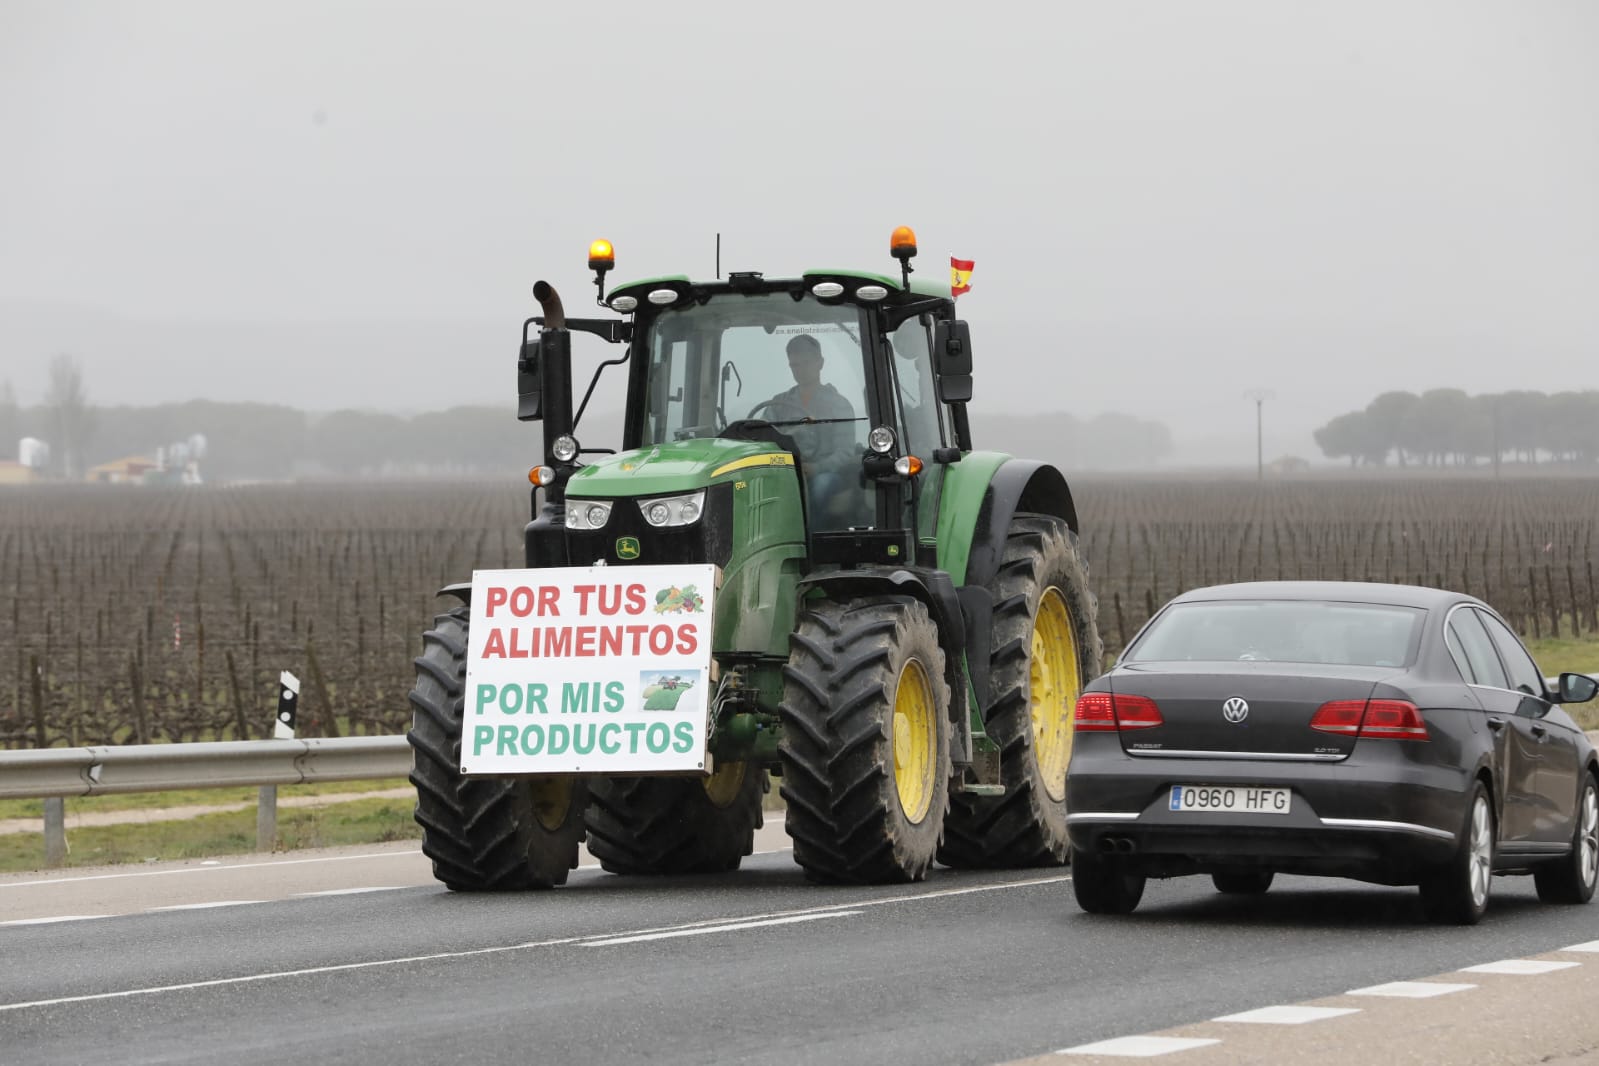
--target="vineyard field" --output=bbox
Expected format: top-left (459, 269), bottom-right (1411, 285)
top-left (2, 476), bottom-right (1596, 749)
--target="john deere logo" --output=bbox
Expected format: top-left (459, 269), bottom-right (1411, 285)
top-left (615, 537), bottom-right (640, 560)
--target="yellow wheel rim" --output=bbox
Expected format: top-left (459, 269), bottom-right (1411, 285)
top-left (529, 776), bottom-right (573, 832)
top-left (703, 760), bottom-right (747, 808)
top-left (1031, 587), bottom-right (1078, 803)
top-left (892, 657), bottom-right (938, 824)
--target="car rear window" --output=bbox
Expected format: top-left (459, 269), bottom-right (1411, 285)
top-left (1125, 600), bottom-right (1423, 667)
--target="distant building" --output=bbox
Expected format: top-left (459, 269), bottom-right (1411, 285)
top-left (0, 460), bottom-right (37, 486)
top-left (87, 455), bottom-right (159, 484)
top-left (1265, 455), bottom-right (1312, 477)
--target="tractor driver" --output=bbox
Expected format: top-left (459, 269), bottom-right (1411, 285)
top-left (762, 333), bottom-right (859, 517)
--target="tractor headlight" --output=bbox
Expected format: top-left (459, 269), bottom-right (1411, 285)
top-left (868, 425), bottom-right (896, 454)
top-left (552, 435), bottom-right (580, 462)
top-left (566, 500), bottom-right (614, 530)
top-left (638, 490), bottom-right (706, 529)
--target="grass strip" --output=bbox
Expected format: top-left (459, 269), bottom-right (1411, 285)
top-left (0, 796), bottom-right (421, 875)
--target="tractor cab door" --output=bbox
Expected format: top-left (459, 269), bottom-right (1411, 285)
top-left (884, 315), bottom-right (950, 560)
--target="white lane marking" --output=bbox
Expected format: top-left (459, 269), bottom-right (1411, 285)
top-left (0, 915), bottom-right (113, 927)
top-left (583, 911), bottom-right (858, 947)
top-left (150, 901), bottom-right (264, 911)
top-left (1461, 959), bottom-right (1580, 975)
top-left (1561, 940), bottom-right (1599, 953)
top-left (1213, 1005), bottom-right (1360, 1024)
top-left (1346, 980), bottom-right (1475, 998)
top-left (294, 887), bottom-right (408, 897)
top-left (1059, 1035), bottom-right (1220, 1057)
top-left (0, 848), bottom-right (425, 889)
top-left (0, 932), bottom-right (589, 1013)
top-left (0, 871), bottom-right (1066, 1012)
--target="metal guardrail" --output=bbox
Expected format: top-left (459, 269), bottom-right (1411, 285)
top-left (0, 736), bottom-right (413, 867)
top-left (0, 736), bottom-right (413, 800)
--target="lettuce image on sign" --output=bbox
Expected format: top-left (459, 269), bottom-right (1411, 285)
top-left (462, 564), bottom-right (718, 775)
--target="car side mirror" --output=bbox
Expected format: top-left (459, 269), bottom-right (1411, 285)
top-left (517, 339), bottom-right (543, 421)
top-left (932, 320), bottom-right (973, 404)
top-left (1558, 672), bottom-right (1599, 704)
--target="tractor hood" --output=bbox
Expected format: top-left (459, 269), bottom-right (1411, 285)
top-left (565, 438), bottom-right (790, 498)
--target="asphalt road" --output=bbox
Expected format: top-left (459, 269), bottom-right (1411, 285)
top-left (4, 828), bottom-right (1599, 1066)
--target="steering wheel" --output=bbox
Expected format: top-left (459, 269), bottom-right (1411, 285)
top-left (746, 397), bottom-right (807, 422)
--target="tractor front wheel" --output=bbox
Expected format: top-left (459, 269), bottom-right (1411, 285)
top-left (779, 598), bottom-right (951, 883)
top-left (407, 605), bottom-right (587, 890)
top-left (585, 761), bottom-right (768, 875)
top-left (940, 514), bottom-right (1103, 868)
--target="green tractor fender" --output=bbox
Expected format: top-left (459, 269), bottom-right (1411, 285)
top-left (935, 455), bottom-right (1081, 722)
top-left (794, 567), bottom-right (975, 765)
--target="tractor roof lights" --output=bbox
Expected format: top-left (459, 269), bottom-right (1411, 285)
top-left (811, 281), bottom-right (845, 298)
top-left (647, 288), bottom-right (679, 306)
top-left (855, 285), bottom-right (888, 302)
top-left (890, 226), bottom-right (918, 260)
top-left (610, 295), bottom-right (638, 313)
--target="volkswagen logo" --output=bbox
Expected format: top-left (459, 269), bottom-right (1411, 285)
top-left (1222, 697), bottom-right (1250, 723)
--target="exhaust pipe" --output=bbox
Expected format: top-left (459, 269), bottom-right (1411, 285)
top-left (533, 280), bottom-right (566, 330)
top-left (1099, 836), bottom-right (1137, 854)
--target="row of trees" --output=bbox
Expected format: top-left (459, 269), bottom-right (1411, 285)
top-left (1313, 389), bottom-right (1599, 467)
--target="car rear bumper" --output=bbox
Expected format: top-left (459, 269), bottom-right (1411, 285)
top-left (1065, 749), bottom-right (1468, 883)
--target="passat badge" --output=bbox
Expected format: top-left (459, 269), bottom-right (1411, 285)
top-left (615, 537), bottom-right (640, 560)
top-left (1222, 696), bottom-right (1250, 723)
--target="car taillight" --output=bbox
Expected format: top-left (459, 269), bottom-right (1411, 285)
top-left (1309, 700), bottom-right (1365, 736)
top-left (1360, 699), bottom-right (1429, 740)
top-left (1074, 692), bottom-right (1164, 732)
top-left (1311, 698), bottom-right (1428, 741)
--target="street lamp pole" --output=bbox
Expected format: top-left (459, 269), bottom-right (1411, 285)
top-left (1244, 390), bottom-right (1274, 481)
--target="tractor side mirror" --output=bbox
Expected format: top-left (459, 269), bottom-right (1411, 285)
top-left (517, 339), bottom-right (543, 421)
top-left (933, 320), bottom-right (973, 404)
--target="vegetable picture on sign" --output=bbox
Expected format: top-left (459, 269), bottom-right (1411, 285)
top-left (654, 584), bottom-right (704, 613)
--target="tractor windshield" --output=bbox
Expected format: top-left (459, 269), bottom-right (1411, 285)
top-left (643, 293), bottom-right (873, 527)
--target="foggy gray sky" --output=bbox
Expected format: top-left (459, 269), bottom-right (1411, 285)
top-left (3, 1), bottom-right (1596, 466)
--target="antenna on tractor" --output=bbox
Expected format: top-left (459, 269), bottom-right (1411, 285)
top-left (890, 226), bottom-right (918, 289)
top-left (716, 233), bottom-right (721, 280)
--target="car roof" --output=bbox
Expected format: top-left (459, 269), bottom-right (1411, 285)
top-left (1169, 581), bottom-right (1471, 610)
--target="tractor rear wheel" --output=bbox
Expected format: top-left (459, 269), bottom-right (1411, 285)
top-left (584, 761), bottom-right (768, 875)
top-left (940, 514), bottom-right (1103, 868)
top-left (779, 597), bottom-right (951, 883)
top-left (407, 605), bottom-right (587, 890)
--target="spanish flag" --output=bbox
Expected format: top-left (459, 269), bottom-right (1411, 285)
top-left (950, 256), bottom-right (974, 297)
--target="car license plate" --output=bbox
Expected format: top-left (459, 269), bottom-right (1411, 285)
top-left (1169, 785), bottom-right (1291, 815)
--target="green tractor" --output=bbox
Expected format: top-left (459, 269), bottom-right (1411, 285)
top-left (407, 227), bottom-right (1103, 888)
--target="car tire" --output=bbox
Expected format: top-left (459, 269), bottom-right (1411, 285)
top-left (1211, 870), bottom-right (1274, 895)
top-left (1534, 773), bottom-right (1599, 905)
top-left (1070, 846), bottom-right (1145, 915)
top-left (1419, 781), bottom-right (1494, 925)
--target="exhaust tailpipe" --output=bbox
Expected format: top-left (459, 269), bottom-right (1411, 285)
top-left (533, 280), bottom-right (566, 330)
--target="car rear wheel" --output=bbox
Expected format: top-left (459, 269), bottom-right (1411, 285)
top-left (1211, 870), bottom-right (1274, 895)
top-left (1070, 846), bottom-right (1145, 915)
top-left (1534, 773), bottom-right (1599, 905)
top-left (1419, 782), bottom-right (1494, 925)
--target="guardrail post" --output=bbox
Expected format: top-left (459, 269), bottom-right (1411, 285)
top-left (257, 785), bottom-right (278, 852)
top-left (43, 797), bottom-right (66, 866)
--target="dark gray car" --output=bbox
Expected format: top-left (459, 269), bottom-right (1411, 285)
top-left (1065, 581), bottom-right (1599, 924)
